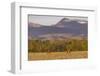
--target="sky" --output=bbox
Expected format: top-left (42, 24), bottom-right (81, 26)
top-left (28, 15), bottom-right (88, 25)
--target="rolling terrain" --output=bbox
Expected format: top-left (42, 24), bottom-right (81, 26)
top-left (28, 18), bottom-right (88, 40)
top-left (28, 17), bottom-right (88, 60)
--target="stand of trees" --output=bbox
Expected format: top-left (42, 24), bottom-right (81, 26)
top-left (28, 39), bottom-right (88, 53)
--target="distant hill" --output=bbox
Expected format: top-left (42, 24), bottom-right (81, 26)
top-left (28, 18), bottom-right (88, 40)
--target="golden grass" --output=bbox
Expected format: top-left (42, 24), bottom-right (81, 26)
top-left (28, 51), bottom-right (88, 61)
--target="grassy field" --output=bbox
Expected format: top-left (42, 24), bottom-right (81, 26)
top-left (28, 51), bottom-right (88, 61)
top-left (28, 39), bottom-right (88, 60)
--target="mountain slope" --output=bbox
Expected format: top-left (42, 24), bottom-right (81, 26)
top-left (28, 18), bottom-right (88, 40)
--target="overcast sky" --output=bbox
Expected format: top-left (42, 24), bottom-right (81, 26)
top-left (28, 15), bottom-right (88, 25)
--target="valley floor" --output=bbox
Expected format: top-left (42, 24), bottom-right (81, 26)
top-left (28, 51), bottom-right (88, 61)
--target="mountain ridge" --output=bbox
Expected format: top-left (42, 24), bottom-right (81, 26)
top-left (28, 18), bottom-right (88, 40)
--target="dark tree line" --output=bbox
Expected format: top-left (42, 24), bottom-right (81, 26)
top-left (28, 39), bottom-right (88, 53)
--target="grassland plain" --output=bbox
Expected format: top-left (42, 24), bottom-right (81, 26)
top-left (28, 51), bottom-right (88, 60)
top-left (28, 39), bottom-right (88, 60)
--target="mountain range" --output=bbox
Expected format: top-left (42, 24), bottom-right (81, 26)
top-left (28, 18), bottom-right (88, 40)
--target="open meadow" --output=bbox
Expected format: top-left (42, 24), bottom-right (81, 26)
top-left (28, 51), bottom-right (88, 60)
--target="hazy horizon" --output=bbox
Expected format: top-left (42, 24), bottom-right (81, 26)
top-left (28, 15), bottom-right (88, 26)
